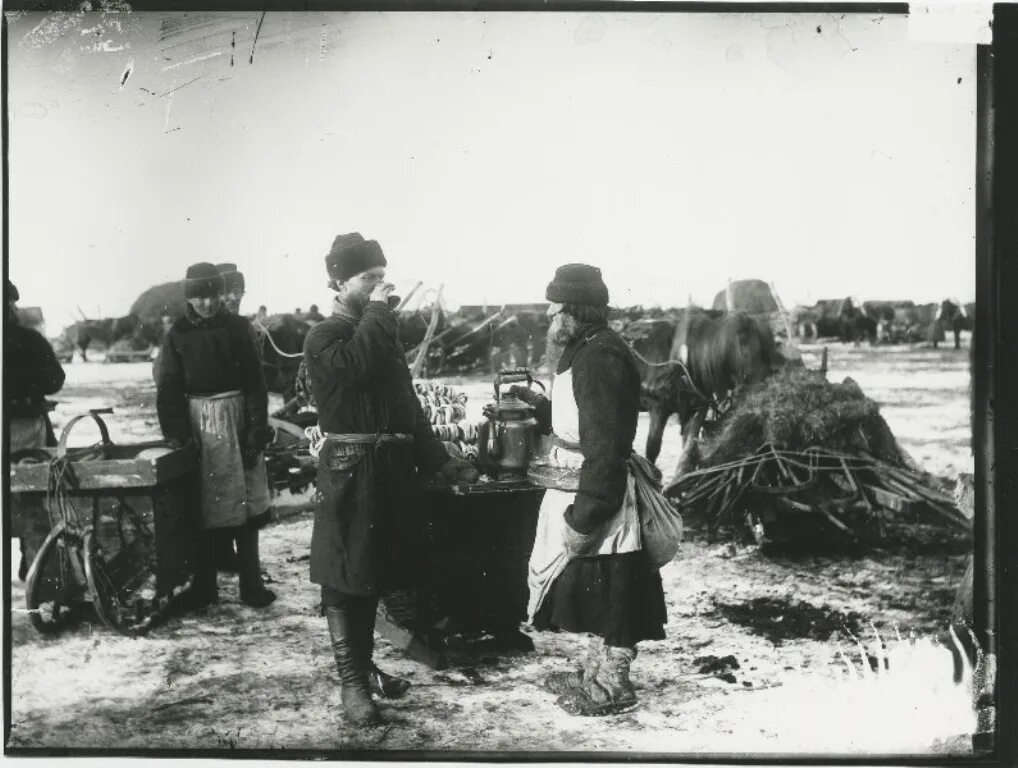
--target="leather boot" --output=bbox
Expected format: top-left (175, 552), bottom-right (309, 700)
top-left (544, 635), bottom-right (602, 694)
top-left (356, 598), bottom-right (411, 699)
top-left (325, 606), bottom-right (382, 726)
top-left (236, 525), bottom-right (276, 608)
top-left (557, 645), bottom-right (638, 716)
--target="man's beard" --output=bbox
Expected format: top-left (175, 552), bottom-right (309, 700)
top-left (543, 315), bottom-right (578, 369)
top-left (548, 316), bottom-right (578, 347)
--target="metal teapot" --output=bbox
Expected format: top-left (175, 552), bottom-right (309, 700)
top-left (476, 368), bottom-right (545, 475)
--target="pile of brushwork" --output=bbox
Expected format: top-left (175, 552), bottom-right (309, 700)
top-left (662, 367), bottom-right (970, 545)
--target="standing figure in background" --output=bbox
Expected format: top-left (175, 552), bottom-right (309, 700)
top-left (6, 280), bottom-right (64, 451)
top-left (218, 262), bottom-right (247, 318)
top-left (518, 264), bottom-right (667, 717)
top-left (303, 232), bottom-right (477, 726)
top-left (214, 262), bottom-right (272, 572)
top-left (305, 304), bottom-right (326, 323)
top-left (156, 262), bottom-right (276, 609)
top-left (6, 280), bottom-right (66, 580)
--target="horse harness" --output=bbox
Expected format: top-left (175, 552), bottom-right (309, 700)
top-left (253, 319), bottom-right (305, 375)
top-left (624, 339), bottom-right (720, 416)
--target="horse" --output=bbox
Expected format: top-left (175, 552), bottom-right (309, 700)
top-left (254, 313), bottom-right (311, 401)
top-left (627, 308), bottom-right (780, 469)
top-left (934, 298), bottom-right (968, 350)
top-left (834, 298), bottom-right (878, 346)
top-left (62, 314), bottom-right (149, 361)
top-left (862, 301), bottom-right (898, 344)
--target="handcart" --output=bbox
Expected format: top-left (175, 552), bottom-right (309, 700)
top-left (10, 410), bottom-right (199, 636)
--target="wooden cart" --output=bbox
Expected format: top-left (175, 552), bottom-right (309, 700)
top-left (10, 411), bottom-right (199, 636)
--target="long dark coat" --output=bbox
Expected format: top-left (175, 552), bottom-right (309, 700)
top-left (303, 300), bottom-right (449, 595)
top-left (532, 323), bottom-right (667, 647)
top-left (6, 322), bottom-right (66, 418)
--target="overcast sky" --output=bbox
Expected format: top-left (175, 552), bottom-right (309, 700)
top-left (6, 10), bottom-right (976, 331)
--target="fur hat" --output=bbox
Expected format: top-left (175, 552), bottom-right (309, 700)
top-left (325, 233), bottom-right (387, 282)
top-left (7, 280), bottom-right (19, 302)
top-left (183, 262), bottom-right (225, 299)
top-left (546, 263), bottom-right (609, 307)
top-left (216, 262), bottom-right (245, 293)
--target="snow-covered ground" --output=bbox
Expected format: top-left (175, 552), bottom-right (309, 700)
top-left (8, 339), bottom-right (976, 755)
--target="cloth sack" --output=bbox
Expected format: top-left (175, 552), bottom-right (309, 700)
top-left (628, 452), bottom-right (684, 568)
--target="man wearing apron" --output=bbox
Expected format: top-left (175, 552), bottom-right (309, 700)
top-left (213, 262), bottom-right (270, 573)
top-left (519, 264), bottom-right (667, 717)
top-left (304, 233), bottom-right (478, 727)
top-left (156, 262), bottom-right (276, 609)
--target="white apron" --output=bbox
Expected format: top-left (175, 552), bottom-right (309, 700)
top-left (187, 391), bottom-right (271, 530)
top-left (526, 368), bottom-right (640, 621)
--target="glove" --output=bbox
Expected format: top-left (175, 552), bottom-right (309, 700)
top-left (241, 424), bottom-right (272, 470)
top-left (507, 385), bottom-right (544, 406)
top-left (165, 436), bottom-right (191, 450)
top-left (439, 456), bottom-right (479, 485)
top-left (562, 506), bottom-right (598, 558)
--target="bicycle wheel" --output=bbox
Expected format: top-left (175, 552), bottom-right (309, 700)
top-left (84, 499), bottom-right (158, 637)
top-left (24, 523), bottom-right (88, 635)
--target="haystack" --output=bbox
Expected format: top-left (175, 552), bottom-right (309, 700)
top-left (664, 367), bottom-right (969, 544)
top-left (711, 279), bottom-right (779, 314)
top-left (130, 281), bottom-right (186, 325)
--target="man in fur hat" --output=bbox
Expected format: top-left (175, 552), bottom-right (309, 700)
top-left (303, 233), bottom-right (478, 726)
top-left (216, 262), bottom-right (247, 317)
top-left (515, 264), bottom-right (667, 716)
top-left (214, 262), bottom-right (269, 572)
top-left (157, 263), bottom-right (276, 609)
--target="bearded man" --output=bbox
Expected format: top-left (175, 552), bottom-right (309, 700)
top-left (516, 264), bottom-right (667, 716)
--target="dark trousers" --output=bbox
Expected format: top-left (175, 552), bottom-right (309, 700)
top-left (194, 520), bottom-right (263, 594)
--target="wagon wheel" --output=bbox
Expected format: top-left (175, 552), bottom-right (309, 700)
top-left (84, 499), bottom-right (158, 637)
top-left (24, 523), bottom-right (88, 634)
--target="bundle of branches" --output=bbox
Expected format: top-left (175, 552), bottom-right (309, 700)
top-left (664, 368), bottom-right (970, 544)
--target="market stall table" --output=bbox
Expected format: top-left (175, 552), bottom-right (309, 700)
top-left (376, 476), bottom-right (545, 669)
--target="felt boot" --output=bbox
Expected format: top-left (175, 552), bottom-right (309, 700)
top-left (544, 635), bottom-right (602, 695)
top-left (557, 645), bottom-right (638, 716)
top-left (326, 606), bottom-right (382, 726)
